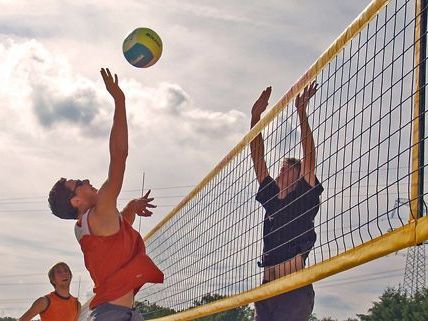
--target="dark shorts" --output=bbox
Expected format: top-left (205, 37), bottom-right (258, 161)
top-left (255, 284), bottom-right (314, 321)
top-left (89, 303), bottom-right (144, 321)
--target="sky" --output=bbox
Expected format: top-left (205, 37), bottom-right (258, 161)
top-left (0, 0), bottom-right (421, 320)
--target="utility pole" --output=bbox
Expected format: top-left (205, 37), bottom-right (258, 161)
top-left (78, 275), bottom-right (81, 299)
top-left (139, 172), bottom-right (145, 234)
top-left (403, 244), bottom-right (426, 296)
top-left (393, 198), bottom-right (427, 296)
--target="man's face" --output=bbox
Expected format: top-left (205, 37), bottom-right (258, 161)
top-left (65, 179), bottom-right (98, 206)
top-left (278, 160), bottom-right (300, 187)
top-left (52, 264), bottom-right (72, 288)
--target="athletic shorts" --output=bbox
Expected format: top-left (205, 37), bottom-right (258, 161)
top-left (89, 303), bottom-right (144, 321)
top-left (254, 283), bottom-right (314, 321)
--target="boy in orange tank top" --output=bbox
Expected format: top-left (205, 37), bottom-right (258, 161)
top-left (19, 262), bottom-right (80, 321)
top-left (48, 68), bottom-right (164, 321)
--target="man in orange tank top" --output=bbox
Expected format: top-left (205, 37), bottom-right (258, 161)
top-left (47, 68), bottom-right (164, 321)
top-left (19, 262), bottom-right (80, 321)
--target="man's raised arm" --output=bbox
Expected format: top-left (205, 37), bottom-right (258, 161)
top-left (94, 68), bottom-right (128, 223)
top-left (296, 81), bottom-right (318, 187)
top-left (250, 87), bottom-right (271, 184)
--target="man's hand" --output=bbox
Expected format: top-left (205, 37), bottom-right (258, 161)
top-left (252, 86), bottom-right (272, 120)
top-left (295, 81), bottom-right (317, 113)
top-left (131, 190), bottom-right (157, 217)
top-left (101, 67), bottom-right (125, 102)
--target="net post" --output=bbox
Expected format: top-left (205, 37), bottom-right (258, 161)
top-left (410, 0), bottom-right (427, 221)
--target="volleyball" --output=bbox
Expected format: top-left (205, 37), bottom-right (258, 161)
top-left (122, 28), bottom-right (163, 68)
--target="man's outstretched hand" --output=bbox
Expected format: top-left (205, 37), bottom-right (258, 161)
top-left (252, 86), bottom-right (272, 120)
top-left (132, 190), bottom-right (157, 217)
top-left (295, 81), bottom-right (318, 113)
top-left (101, 67), bottom-right (125, 102)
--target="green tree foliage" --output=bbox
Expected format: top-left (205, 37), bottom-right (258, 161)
top-left (358, 287), bottom-right (428, 321)
top-left (134, 300), bottom-right (176, 320)
top-left (135, 287), bottom-right (428, 321)
top-left (193, 293), bottom-right (254, 321)
top-left (135, 293), bottom-right (253, 321)
top-left (0, 318), bottom-right (17, 321)
top-left (310, 315), bottom-right (339, 321)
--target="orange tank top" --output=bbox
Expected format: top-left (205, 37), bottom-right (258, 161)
top-left (40, 292), bottom-right (79, 321)
top-left (75, 212), bottom-right (164, 309)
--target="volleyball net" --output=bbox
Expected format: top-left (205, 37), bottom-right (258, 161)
top-left (138, 0), bottom-right (428, 319)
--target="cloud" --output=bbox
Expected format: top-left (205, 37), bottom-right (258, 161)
top-left (0, 38), bottom-right (247, 143)
top-left (32, 85), bottom-right (99, 127)
top-left (158, 83), bottom-right (191, 114)
top-left (0, 37), bottom-right (249, 200)
top-left (317, 293), bottom-right (354, 311)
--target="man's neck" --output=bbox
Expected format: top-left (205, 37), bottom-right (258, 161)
top-left (77, 206), bottom-right (93, 220)
top-left (277, 181), bottom-right (297, 199)
top-left (54, 287), bottom-right (71, 299)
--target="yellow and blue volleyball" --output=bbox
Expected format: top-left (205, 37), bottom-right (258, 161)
top-left (123, 28), bottom-right (163, 68)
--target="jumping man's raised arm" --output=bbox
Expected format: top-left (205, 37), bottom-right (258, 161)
top-left (250, 86), bottom-right (271, 184)
top-left (295, 81), bottom-right (318, 187)
top-left (92, 68), bottom-right (128, 231)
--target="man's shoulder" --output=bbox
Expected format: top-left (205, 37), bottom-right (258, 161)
top-left (35, 295), bottom-right (50, 313)
top-left (70, 295), bottom-right (79, 302)
top-left (88, 207), bottom-right (122, 236)
top-left (296, 176), bottom-right (324, 197)
top-left (258, 175), bottom-right (277, 192)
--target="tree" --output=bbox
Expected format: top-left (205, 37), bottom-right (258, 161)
top-left (357, 287), bottom-right (428, 321)
top-left (310, 313), bottom-right (355, 321)
top-left (193, 293), bottom-right (253, 321)
top-left (134, 300), bottom-right (176, 320)
top-left (0, 318), bottom-right (17, 321)
top-left (136, 293), bottom-right (253, 321)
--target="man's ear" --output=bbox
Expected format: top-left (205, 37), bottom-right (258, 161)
top-left (70, 197), bottom-right (80, 208)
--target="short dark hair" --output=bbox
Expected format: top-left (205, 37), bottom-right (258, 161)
top-left (285, 157), bottom-right (301, 173)
top-left (48, 262), bottom-right (72, 287)
top-left (48, 178), bottom-right (78, 220)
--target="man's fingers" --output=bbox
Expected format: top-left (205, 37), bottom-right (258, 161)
top-left (135, 197), bottom-right (154, 204)
top-left (100, 68), bottom-right (108, 82)
top-left (106, 68), bottom-right (112, 79)
top-left (310, 81), bottom-right (318, 93)
top-left (146, 204), bottom-right (157, 208)
top-left (143, 190), bottom-right (151, 198)
top-left (138, 209), bottom-right (153, 216)
top-left (115, 74), bottom-right (118, 85)
top-left (258, 86), bottom-right (271, 101)
top-left (262, 86), bottom-right (272, 99)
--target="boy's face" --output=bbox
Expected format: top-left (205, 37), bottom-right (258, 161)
top-left (278, 160), bottom-right (300, 187)
top-left (52, 264), bottom-right (72, 288)
top-left (65, 179), bottom-right (98, 207)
